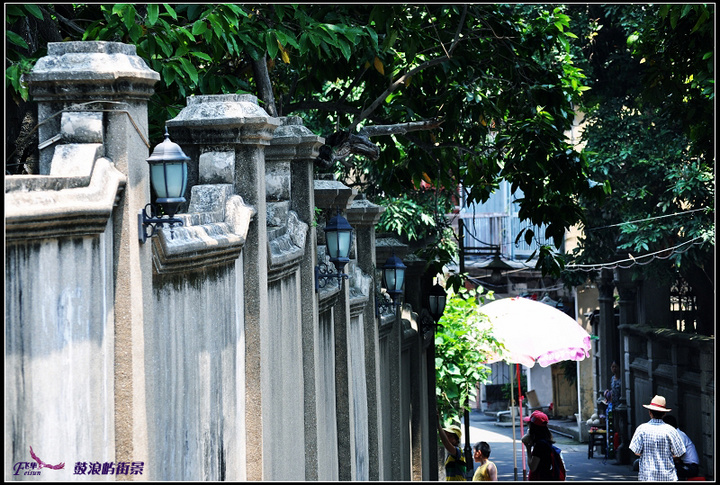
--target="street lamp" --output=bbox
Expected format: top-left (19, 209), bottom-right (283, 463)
top-left (428, 281), bottom-right (447, 323)
top-left (315, 209), bottom-right (354, 291)
top-left (486, 250), bottom-right (513, 286)
top-left (138, 127), bottom-right (189, 242)
top-left (422, 279), bottom-right (447, 332)
top-left (376, 253), bottom-right (406, 316)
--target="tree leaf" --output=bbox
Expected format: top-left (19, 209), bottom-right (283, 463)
top-left (25, 4), bottom-right (44, 20)
top-left (163, 4), bottom-right (177, 20)
top-left (266, 32), bottom-right (279, 59)
top-left (192, 20), bottom-right (207, 36)
top-left (147, 4), bottom-right (159, 26)
top-left (190, 51), bottom-right (212, 62)
top-left (373, 56), bottom-right (384, 75)
top-left (7, 31), bottom-right (29, 49)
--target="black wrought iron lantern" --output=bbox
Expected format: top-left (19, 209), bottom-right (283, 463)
top-left (428, 281), bottom-right (447, 323)
top-left (138, 127), bottom-right (189, 242)
top-left (382, 253), bottom-right (406, 302)
top-left (376, 253), bottom-right (406, 316)
top-left (315, 209), bottom-right (354, 291)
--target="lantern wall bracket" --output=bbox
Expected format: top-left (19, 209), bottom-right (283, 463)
top-left (138, 203), bottom-right (184, 243)
top-left (315, 260), bottom-right (349, 292)
top-left (375, 292), bottom-right (401, 318)
top-left (421, 313), bottom-right (443, 333)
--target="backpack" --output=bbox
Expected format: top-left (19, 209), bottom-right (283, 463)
top-left (539, 439), bottom-right (566, 481)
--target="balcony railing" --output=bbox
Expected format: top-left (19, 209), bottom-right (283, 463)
top-left (458, 212), bottom-right (549, 260)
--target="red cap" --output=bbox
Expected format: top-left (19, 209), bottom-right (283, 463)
top-left (523, 410), bottom-right (548, 426)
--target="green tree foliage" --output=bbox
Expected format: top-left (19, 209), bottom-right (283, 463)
top-left (6, 4), bottom-right (598, 277)
top-left (375, 189), bottom-right (458, 275)
top-left (435, 287), bottom-right (503, 421)
top-left (563, 5), bottom-right (714, 334)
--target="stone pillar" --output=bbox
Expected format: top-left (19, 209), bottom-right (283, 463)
top-left (597, 269), bottom-right (617, 399)
top-left (613, 267), bottom-right (638, 466)
top-left (269, 116), bottom-right (324, 480)
top-left (314, 177), bottom-right (357, 480)
top-left (28, 41), bottom-right (160, 478)
top-left (166, 94), bottom-right (280, 480)
top-left (403, 255), bottom-right (426, 325)
top-left (614, 267), bottom-right (638, 327)
top-left (376, 236), bottom-right (410, 480)
top-left (347, 197), bottom-right (385, 481)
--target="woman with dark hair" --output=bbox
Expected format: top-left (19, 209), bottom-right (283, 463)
top-left (521, 411), bottom-right (555, 481)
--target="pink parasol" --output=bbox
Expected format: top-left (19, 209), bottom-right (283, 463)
top-left (478, 296), bottom-right (591, 368)
top-left (478, 296), bottom-right (591, 480)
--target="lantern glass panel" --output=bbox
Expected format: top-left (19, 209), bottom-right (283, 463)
top-left (151, 161), bottom-right (187, 199)
top-left (384, 268), bottom-right (396, 291)
top-left (395, 268), bottom-right (405, 292)
top-left (326, 231), bottom-right (339, 259)
top-left (336, 230), bottom-right (352, 259)
top-left (429, 295), bottom-right (439, 315)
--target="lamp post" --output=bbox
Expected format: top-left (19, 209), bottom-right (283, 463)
top-left (315, 209), bottom-right (354, 291)
top-left (375, 254), bottom-right (406, 316)
top-left (425, 278), bottom-right (447, 481)
top-left (138, 127), bottom-right (189, 242)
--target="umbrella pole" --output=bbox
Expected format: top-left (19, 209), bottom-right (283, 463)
top-left (511, 363), bottom-right (517, 481)
top-left (518, 363), bottom-right (527, 480)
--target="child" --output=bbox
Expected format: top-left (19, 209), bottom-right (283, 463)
top-left (472, 441), bottom-right (498, 481)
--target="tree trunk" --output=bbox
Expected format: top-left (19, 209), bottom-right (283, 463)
top-left (251, 54), bottom-right (277, 117)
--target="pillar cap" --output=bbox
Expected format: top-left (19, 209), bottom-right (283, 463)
top-left (27, 41), bottom-right (159, 86)
top-left (266, 116), bottom-right (325, 161)
top-left (166, 94), bottom-right (280, 144)
top-left (346, 197), bottom-right (385, 226)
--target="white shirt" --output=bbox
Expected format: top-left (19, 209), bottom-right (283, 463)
top-left (629, 418), bottom-right (686, 481)
top-left (676, 429), bottom-right (699, 465)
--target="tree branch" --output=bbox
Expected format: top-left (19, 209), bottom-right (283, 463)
top-left (348, 12), bottom-right (469, 132)
top-left (359, 119), bottom-right (444, 137)
top-left (448, 5), bottom-right (469, 56)
top-left (286, 100), bottom-right (362, 116)
top-left (349, 56), bottom-right (449, 132)
top-left (40, 5), bottom-right (86, 36)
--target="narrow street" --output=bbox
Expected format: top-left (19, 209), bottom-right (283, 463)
top-left (466, 409), bottom-right (638, 481)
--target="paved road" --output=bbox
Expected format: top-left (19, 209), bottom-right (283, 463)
top-left (465, 409), bottom-right (638, 481)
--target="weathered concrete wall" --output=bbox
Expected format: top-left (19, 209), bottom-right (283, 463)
top-left (349, 312), bottom-right (370, 480)
top-left (147, 264), bottom-right (243, 481)
top-left (5, 234), bottom-right (116, 481)
top-left (316, 305), bottom-right (340, 481)
top-left (264, 274), bottom-right (306, 480)
top-left (6, 40), bottom-right (440, 484)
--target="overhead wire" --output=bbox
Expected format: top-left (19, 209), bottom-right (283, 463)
top-left (585, 207), bottom-right (710, 231)
top-left (564, 236), bottom-right (705, 272)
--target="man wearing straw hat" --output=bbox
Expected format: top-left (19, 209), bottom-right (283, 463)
top-left (437, 413), bottom-right (468, 480)
top-left (629, 395), bottom-right (686, 481)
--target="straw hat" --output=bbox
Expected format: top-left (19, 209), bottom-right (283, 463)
top-left (642, 395), bottom-right (671, 412)
top-left (444, 425), bottom-right (462, 440)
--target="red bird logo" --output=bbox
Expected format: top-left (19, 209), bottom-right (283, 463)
top-left (29, 446), bottom-right (65, 470)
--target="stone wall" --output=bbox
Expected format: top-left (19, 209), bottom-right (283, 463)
top-left (6, 41), bottom-right (439, 482)
top-left (621, 325), bottom-right (714, 478)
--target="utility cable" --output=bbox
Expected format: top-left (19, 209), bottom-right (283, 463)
top-left (585, 208), bottom-right (710, 231)
top-left (564, 237), bottom-right (704, 272)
